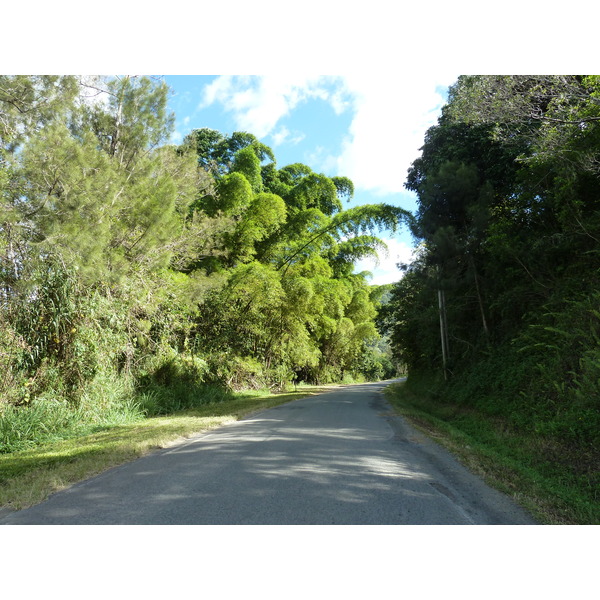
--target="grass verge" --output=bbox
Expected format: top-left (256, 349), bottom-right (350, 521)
top-left (384, 380), bottom-right (599, 525)
top-left (0, 384), bottom-right (336, 513)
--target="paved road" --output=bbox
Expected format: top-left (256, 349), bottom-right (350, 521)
top-left (1, 380), bottom-right (537, 524)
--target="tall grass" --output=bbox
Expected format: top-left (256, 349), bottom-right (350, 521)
top-left (0, 366), bottom-right (243, 454)
top-left (0, 373), bottom-right (144, 453)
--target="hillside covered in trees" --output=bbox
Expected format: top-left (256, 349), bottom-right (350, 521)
top-left (379, 76), bottom-right (599, 520)
top-left (0, 75), bottom-right (407, 451)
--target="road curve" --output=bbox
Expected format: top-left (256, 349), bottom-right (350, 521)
top-left (1, 380), bottom-right (538, 525)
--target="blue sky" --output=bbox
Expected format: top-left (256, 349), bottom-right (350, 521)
top-left (163, 75), bottom-right (457, 285)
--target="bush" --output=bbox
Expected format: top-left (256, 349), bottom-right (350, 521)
top-left (205, 353), bottom-right (268, 390)
top-left (0, 324), bottom-right (26, 404)
top-left (144, 351), bottom-right (210, 387)
top-left (409, 289), bottom-right (600, 450)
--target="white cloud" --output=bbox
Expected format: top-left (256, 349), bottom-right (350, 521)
top-left (200, 75), bottom-right (344, 139)
top-left (305, 146), bottom-right (338, 174)
top-left (271, 126), bottom-right (290, 147)
top-left (332, 74), bottom-right (458, 195)
top-left (353, 237), bottom-right (416, 286)
top-left (198, 74), bottom-right (457, 197)
top-left (200, 75), bottom-right (236, 109)
top-left (271, 125), bottom-right (305, 147)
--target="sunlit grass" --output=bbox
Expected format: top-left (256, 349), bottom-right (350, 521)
top-left (0, 385), bottom-right (336, 512)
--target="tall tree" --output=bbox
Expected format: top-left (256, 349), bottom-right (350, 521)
top-left (179, 130), bottom-right (411, 385)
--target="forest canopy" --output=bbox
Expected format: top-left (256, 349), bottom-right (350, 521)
top-left (378, 75), bottom-right (600, 480)
top-left (0, 75), bottom-right (406, 421)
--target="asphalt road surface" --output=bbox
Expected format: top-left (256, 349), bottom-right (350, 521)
top-left (1, 380), bottom-right (538, 525)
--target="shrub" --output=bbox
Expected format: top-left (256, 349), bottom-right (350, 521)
top-left (206, 353), bottom-right (268, 391)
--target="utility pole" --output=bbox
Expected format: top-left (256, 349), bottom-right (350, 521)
top-left (438, 288), bottom-right (449, 380)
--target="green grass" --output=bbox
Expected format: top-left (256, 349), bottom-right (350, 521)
top-left (0, 384), bottom-right (337, 512)
top-left (384, 380), bottom-right (600, 525)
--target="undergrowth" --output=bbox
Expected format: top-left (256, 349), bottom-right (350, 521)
top-left (0, 371), bottom-right (244, 454)
top-left (386, 371), bottom-right (600, 525)
top-left (392, 291), bottom-right (600, 524)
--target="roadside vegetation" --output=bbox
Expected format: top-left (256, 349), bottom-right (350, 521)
top-left (380, 76), bottom-right (600, 525)
top-left (385, 380), bottom-right (599, 524)
top-left (0, 384), bottom-right (337, 511)
top-left (2, 76), bottom-right (598, 523)
top-left (0, 75), bottom-right (399, 501)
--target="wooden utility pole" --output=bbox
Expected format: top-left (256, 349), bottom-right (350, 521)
top-left (438, 288), bottom-right (450, 380)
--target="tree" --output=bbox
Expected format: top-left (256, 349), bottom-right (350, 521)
top-left (445, 75), bottom-right (600, 175)
top-left (181, 128), bottom-right (275, 176)
top-left (0, 75), bottom-right (79, 151)
top-left (231, 146), bottom-right (263, 193)
top-left (0, 76), bottom-right (212, 405)
top-left (0, 76), bottom-right (410, 422)
top-left (178, 129), bottom-right (412, 386)
top-left (447, 76), bottom-right (600, 296)
top-left (13, 77), bottom-right (195, 285)
top-left (226, 192), bottom-right (287, 264)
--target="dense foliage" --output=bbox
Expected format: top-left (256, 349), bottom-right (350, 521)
top-left (380, 76), bottom-right (600, 501)
top-left (6, 73), bottom-right (597, 510)
top-left (0, 75), bottom-right (405, 451)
